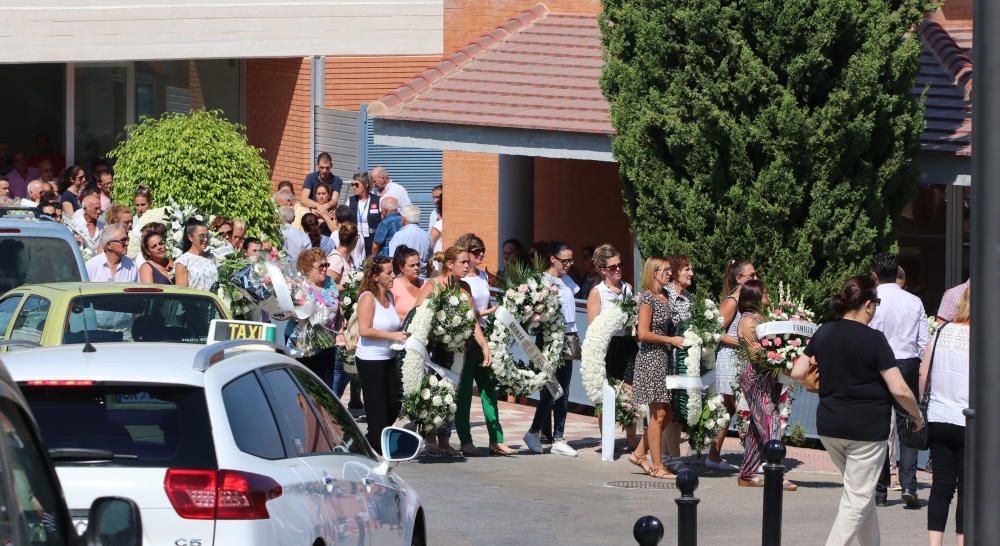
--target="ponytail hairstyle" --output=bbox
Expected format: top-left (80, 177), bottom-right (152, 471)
top-left (359, 256), bottom-right (393, 298)
top-left (441, 245), bottom-right (464, 275)
top-left (181, 217), bottom-right (208, 252)
top-left (737, 279), bottom-right (767, 315)
top-left (722, 259), bottom-right (752, 296)
top-left (591, 244), bottom-right (620, 270)
top-left (831, 275), bottom-right (878, 317)
top-left (392, 244), bottom-right (419, 275)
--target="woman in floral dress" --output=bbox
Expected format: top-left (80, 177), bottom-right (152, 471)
top-left (629, 257), bottom-right (685, 479)
top-left (174, 218), bottom-right (219, 292)
top-left (664, 254), bottom-right (694, 466)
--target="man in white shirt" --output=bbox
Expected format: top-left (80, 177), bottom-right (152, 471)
top-left (278, 205), bottom-right (311, 261)
top-left (371, 166), bottom-right (411, 208)
top-left (869, 253), bottom-right (929, 509)
top-left (388, 205), bottom-right (433, 274)
top-left (427, 184), bottom-right (442, 230)
top-left (73, 192), bottom-right (105, 257)
top-left (19, 179), bottom-right (46, 208)
top-left (85, 224), bottom-right (139, 282)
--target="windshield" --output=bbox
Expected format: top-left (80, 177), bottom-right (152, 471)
top-left (63, 293), bottom-right (224, 344)
top-left (22, 384), bottom-right (216, 469)
top-left (0, 237), bottom-right (80, 294)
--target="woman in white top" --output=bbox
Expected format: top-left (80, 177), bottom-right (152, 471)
top-left (429, 196), bottom-right (443, 253)
top-left (586, 244), bottom-right (639, 451)
top-left (355, 255), bottom-right (407, 454)
top-left (453, 234), bottom-right (515, 456)
top-left (174, 218), bottom-right (219, 292)
top-left (327, 222), bottom-right (358, 289)
top-left (920, 287), bottom-right (970, 546)
top-left (414, 245), bottom-right (493, 457)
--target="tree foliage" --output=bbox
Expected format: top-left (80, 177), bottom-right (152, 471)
top-left (109, 110), bottom-right (279, 241)
top-left (600, 0), bottom-right (933, 315)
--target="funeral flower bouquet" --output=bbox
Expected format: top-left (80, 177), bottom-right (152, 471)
top-left (217, 253), bottom-right (255, 319)
top-left (402, 374), bottom-right (458, 434)
top-left (163, 198), bottom-right (231, 262)
top-left (674, 297), bottom-right (724, 427)
top-left (339, 270), bottom-right (365, 320)
top-left (427, 279), bottom-right (475, 352)
top-left (687, 394), bottom-right (730, 453)
top-left (757, 283), bottom-right (816, 376)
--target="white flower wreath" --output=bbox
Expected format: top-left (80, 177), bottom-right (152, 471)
top-left (670, 299), bottom-right (723, 427)
top-left (580, 301), bottom-right (644, 428)
top-left (488, 274), bottom-right (565, 396)
top-left (400, 299), bottom-right (462, 431)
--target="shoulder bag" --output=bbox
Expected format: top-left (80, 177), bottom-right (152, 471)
top-left (900, 324), bottom-right (947, 450)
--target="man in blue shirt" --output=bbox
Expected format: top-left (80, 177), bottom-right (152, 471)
top-left (300, 151), bottom-right (342, 211)
top-left (370, 197), bottom-right (402, 258)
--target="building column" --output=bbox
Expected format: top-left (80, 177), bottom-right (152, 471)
top-left (498, 154), bottom-right (534, 265)
top-left (442, 150), bottom-right (500, 270)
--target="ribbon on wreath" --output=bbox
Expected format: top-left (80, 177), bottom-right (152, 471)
top-left (755, 320), bottom-right (819, 338)
top-left (494, 306), bottom-right (564, 400)
top-left (403, 336), bottom-right (464, 385)
top-left (664, 369), bottom-right (718, 391)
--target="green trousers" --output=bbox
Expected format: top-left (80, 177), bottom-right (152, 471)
top-left (455, 343), bottom-right (504, 444)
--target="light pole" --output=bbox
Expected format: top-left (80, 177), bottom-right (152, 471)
top-left (967, 0), bottom-right (999, 542)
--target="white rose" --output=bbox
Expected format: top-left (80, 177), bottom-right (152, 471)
top-left (440, 379), bottom-right (454, 389)
top-left (528, 278), bottom-right (538, 290)
top-left (433, 416), bottom-right (443, 425)
top-left (450, 403), bottom-right (457, 412)
top-left (419, 411), bottom-right (427, 419)
top-left (466, 310), bottom-right (475, 320)
top-left (432, 395), bottom-right (442, 405)
top-left (420, 388), bottom-right (431, 400)
top-left (435, 326), bottom-right (445, 335)
top-left (452, 315), bottom-right (462, 326)
top-left (449, 295), bottom-right (459, 306)
top-left (444, 394), bottom-right (454, 405)
top-left (429, 376), bottom-right (439, 387)
top-left (436, 310), bottom-right (447, 321)
top-left (443, 334), bottom-right (452, 343)
top-left (704, 310), bottom-right (714, 320)
top-left (343, 297), bottom-right (352, 306)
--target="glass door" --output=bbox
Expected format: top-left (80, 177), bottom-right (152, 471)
top-left (73, 64), bottom-right (127, 171)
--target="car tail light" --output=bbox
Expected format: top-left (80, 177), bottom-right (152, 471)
top-left (25, 380), bottom-right (94, 386)
top-left (0, 228), bottom-right (21, 233)
top-left (122, 287), bottom-right (164, 293)
top-left (165, 469), bottom-right (282, 520)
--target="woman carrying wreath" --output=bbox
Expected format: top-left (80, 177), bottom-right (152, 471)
top-left (414, 245), bottom-right (493, 457)
top-left (356, 255), bottom-right (407, 454)
top-left (705, 259), bottom-right (758, 470)
top-left (664, 254), bottom-right (694, 466)
top-left (586, 243), bottom-right (638, 450)
top-left (453, 233), bottom-right (515, 456)
top-left (735, 280), bottom-right (797, 490)
top-left (629, 257), bottom-right (684, 479)
top-left (293, 248), bottom-right (342, 388)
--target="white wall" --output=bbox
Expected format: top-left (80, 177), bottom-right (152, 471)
top-left (1, 0), bottom-right (443, 63)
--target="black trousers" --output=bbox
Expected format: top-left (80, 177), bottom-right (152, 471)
top-left (356, 356), bottom-right (402, 454)
top-left (878, 357), bottom-right (920, 494)
top-left (928, 422), bottom-right (965, 534)
top-left (298, 347), bottom-right (335, 389)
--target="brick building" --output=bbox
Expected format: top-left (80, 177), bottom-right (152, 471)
top-left (370, 0), bottom-right (973, 310)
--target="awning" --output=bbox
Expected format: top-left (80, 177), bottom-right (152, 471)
top-left (1, 0), bottom-right (443, 63)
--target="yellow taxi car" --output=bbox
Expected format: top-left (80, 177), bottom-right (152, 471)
top-left (0, 282), bottom-right (229, 350)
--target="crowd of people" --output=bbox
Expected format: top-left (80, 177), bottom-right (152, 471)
top-left (0, 146), bottom-right (971, 545)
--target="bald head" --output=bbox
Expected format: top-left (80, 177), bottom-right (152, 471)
top-left (372, 167), bottom-right (389, 191)
top-left (381, 196), bottom-right (398, 213)
top-left (81, 193), bottom-right (101, 222)
top-left (26, 180), bottom-right (46, 201)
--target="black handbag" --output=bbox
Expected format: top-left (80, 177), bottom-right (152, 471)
top-left (899, 324), bottom-right (947, 450)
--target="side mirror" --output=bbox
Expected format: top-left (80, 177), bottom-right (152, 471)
top-left (84, 497), bottom-right (142, 546)
top-left (381, 426), bottom-right (423, 462)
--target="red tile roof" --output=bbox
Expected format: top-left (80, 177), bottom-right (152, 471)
top-left (372, 7), bottom-right (972, 156)
top-left (368, 4), bottom-right (612, 135)
top-left (915, 19), bottom-right (972, 157)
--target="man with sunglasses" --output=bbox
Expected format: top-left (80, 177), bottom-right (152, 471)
top-left (869, 253), bottom-right (929, 509)
top-left (85, 224), bottom-right (138, 282)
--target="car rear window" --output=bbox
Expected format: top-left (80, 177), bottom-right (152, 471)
top-left (21, 384), bottom-right (217, 469)
top-left (0, 236), bottom-right (81, 294)
top-left (62, 293), bottom-right (224, 345)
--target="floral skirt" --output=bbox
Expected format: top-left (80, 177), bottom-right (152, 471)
top-left (632, 346), bottom-right (671, 405)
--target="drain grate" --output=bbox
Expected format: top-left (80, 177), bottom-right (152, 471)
top-left (606, 480), bottom-right (676, 490)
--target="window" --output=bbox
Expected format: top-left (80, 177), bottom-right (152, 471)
top-left (0, 399), bottom-right (69, 545)
top-left (0, 295), bottom-right (22, 337)
top-left (62, 293), bottom-right (223, 345)
top-left (0, 237), bottom-right (81, 295)
top-left (290, 369), bottom-right (371, 458)
top-left (262, 369), bottom-right (333, 456)
top-left (9, 296), bottom-right (50, 345)
top-left (22, 384), bottom-right (216, 469)
top-left (222, 373), bottom-right (285, 459)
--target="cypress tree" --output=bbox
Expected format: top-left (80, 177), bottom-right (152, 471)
top-left (600, 0), bottom-right (934, 314)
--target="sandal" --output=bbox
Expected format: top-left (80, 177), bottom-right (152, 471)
top-left (648, 466), bottom-right (676, 480)
top-left (489, 443), bottom-right (516, 456)
top-left (440, 444), bottom-right (463, 457)
top-left (461, 443), bottom-right (480, 457)
top-left (628, 453), bottom-right (652, 474)
top-left (783, 481), bottom-right (798, 492)
top-left (423, 444), bottom-right (441, 458)
top-left (738, 477), bottom-right (765, 488)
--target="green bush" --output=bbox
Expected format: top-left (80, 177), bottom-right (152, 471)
top-left (786, 422), bottom-right (808, 448)
top-left (109, 110), bottom-right (279, 241)
top-left (600, 0), bottom-right (934, 317)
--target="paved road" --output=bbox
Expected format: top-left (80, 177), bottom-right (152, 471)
top-left (396, 449), bottom-right (936, 545)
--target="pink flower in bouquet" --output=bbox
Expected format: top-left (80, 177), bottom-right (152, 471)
top-left (518, 285), bottom-right (529, 293)
top-left (773, 337), bottom-right (782, 346)
top-left (761, 338), bottom-right (771, 347)
top-left (531, 313), bottom-right (542, 323)
top-left (789, 338), bottom-right (801, 348)
top-left (766, 351), bottom-right (779, 361)
top-left (263, 276), bottom-right (271, 284)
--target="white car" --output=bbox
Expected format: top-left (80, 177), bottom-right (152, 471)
top-left (1, 338), bottom-right (427, 546)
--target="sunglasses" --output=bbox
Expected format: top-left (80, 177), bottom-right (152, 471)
top-left (107, 238), bottom-right (129, 246)
top-left (134, 185), bottom-right (150, 195)
top-left (470, 248), bottom-right (486, 256)
top-left (315, 263), bottom-right (329, 270)
top-left (71, 175), bottom-right (86, 181)
top-left (218, 229), bottom-right (233, 236)
top-left (602, 263), bottom-right (622, 272)
top-left (351, 182), bottom-right (362, 188)
top-left (555, 257), bottom-right (574, 267)
top-left (197, 234), bottom-right (210, 242)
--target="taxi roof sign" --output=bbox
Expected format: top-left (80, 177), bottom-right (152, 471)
top-left (207, 319), bottom-right (277, 344)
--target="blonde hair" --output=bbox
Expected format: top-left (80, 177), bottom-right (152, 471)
top-left (953, 286), bottom-right (971, 323)
top-left (441, 245), bottom-right (465, 273)
top-left (640, 256), bottom-right (668, 293)
top-left (454, 233), bottom-right (484, 252)
top-left (591, 243), bottom-right (620, 269)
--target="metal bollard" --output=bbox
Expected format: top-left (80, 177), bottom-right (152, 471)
top-left (675, 468), bottom-right (700, 546)
top-left (633, 515), bottom-right (664, 545)
top-left (762, 440), bottom-right (786, 546)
